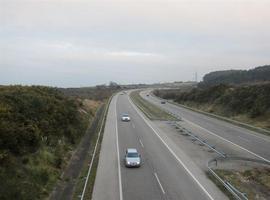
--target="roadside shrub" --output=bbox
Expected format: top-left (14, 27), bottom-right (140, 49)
top-left (0, 85), bottom-right (89, 199)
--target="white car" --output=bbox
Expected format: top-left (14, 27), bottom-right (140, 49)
top-left (121, 113), bottom-right (131, 122)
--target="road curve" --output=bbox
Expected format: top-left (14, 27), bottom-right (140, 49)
top-left (142, 90), bottom-right (270, 162)
top-left (92, 93), bottom-right (227, 200)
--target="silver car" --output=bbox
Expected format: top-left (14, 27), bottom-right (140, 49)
top-left (121, 113), bottom-right (131, 122)
top-left (124, 148), bottom-right (141, 167)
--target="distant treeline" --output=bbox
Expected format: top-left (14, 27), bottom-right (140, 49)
top-left (199, 65), bottom-right (270, 87)
top-left (59, 85), bottom-right (119, 101)
top-left (155, 83), bottom-right (270, 118)
top-left (154, 82), bottom-right (270, 130)
top-left (0, 86), bottom-right (90, 199)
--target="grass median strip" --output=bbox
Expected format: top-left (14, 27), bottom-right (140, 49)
top-left (130, 91), bottom-right (177, 121)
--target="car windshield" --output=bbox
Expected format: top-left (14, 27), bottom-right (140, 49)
top-left (123, 114), bottom-right (129, 117)
top-left (127, 152), bottom-right (139, 157)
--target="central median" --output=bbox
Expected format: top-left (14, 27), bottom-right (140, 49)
top-left (130, 90), bottom-right (177, 121)
top-left (136, 90), bottom-right (270, 200)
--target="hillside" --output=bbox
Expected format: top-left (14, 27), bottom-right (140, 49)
top-left (0, 86), bottom-right (93, 199)
top-left (199, 65), bottom-right (270, 87)
top-left (154, 83), bottom-right (270, 131)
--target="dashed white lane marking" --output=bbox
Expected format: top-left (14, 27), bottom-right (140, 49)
top-left (128, 96), bottom-right (215, 200)
top-left (132, 122), bottom-right (135, 129)
top-left (139, 139), bottom-right (144, 148)
top-left (154, 173), bottom-right (165, 195)
top-left (146, 96), bottom-right (270, 163)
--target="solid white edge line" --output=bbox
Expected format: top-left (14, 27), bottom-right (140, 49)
top-left (167, 98), bottom-right (270, 142)
top-left (115, 95), bottom-right (123, 200)
top-left (147, 93), bottom-right (270, 163)
top-left (139, 139), bottom-right (144, 148)
top-left (183, 117), bottom-right (270, 163)
top-left (80, 96), bottom-right (109, 200)
top-left (128, 96), bottom-right (215, 200)
top-left (154, 172), bottom-right (165, 194)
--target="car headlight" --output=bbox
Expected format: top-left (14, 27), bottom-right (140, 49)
top-left (136, 162), bottom-right (140, 164)
top-left (127, 161), bottom-right (130, 164)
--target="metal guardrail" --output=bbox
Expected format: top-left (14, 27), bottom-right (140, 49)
top-left (150, 91), bottom-right (270, 136)
top-left (172, 122), bottom-right (227, 158)
top-left (165, 111), bottom-right (270, 200)
top-left (207, 156), bottom-right (270, 200)
top-left (209, 156), bottom-right (270, 168)
top-left (169, 121), bottom-right (249, 200)
top-left (146, 91), bottom-right (270, 200)
top-left (207, 166), bottom-right (247, 200)
top-left (169, 121), bottom-right (254, 200)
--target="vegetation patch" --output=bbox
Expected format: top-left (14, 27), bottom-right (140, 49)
top-left (214, 168), bottom-right (270, 200)
top-left (0, 86), bottom-right (93, 200)
top-left (59, 85), bottom-right (119, 101)
top-left (130, 91), bottom-right (177, 121)
top-left (199, 65), bottom-right (270, 87)
top-left (72, 98), bottom-right (110, 200)
top-left (154, 83), bottom-right (270, 132)
top-left (206, 171), bottom-right (234, 199)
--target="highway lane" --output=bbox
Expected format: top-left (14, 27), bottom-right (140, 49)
top-left (117, 96), bottom-right (163, 200)
top-left (141, 90), bottom-right (270, 162)
top-left (93, 93), bottom-right (228, 200)
top-left (117, 93), bottom-right (216, 200)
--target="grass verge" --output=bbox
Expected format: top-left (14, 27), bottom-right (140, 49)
top-left (130, 91), bottom-right (177, 121)
top-left (72, 96), bottom-right (112, 200)
top-left (207, 168), bottom-right (270, 200)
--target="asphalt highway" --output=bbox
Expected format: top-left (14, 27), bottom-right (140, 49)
top-left (141, 90), bottom-right (270, 163)
top-left (92, 93), bottom-right (227, 200)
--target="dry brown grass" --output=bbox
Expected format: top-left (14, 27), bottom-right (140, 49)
top-left (82, 99), bottom-right (101, 113)
top-left (215, 168), bottom-right (270, 200)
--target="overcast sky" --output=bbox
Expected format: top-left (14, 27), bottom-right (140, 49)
top-left (1, 0), bottom-right (270, 87)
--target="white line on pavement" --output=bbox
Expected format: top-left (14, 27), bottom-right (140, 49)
top-left (80, 98), bottom-right (108, 200)
top-left (168, 102), bottom-right (270, 142)
top-left (154, 173), bottom-right (165, 194)
top-left (132, 123), bottom-right (135, 129)
top-left (139, 139), bottom-right (144, 148)
top-left (147, 95), bottom-right (270, 163)
top-left (128, 96), bottom-right (215, 200)
top-left (115, 96), bottom-right (123, 200)
top-left (183, 117), bottom-right (270, 163)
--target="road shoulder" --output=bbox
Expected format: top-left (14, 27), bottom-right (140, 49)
top-left (92, 96), bottom-right (119, 200)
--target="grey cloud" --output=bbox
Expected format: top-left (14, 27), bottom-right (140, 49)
top-left (1, 0), bottom-right (270, 87)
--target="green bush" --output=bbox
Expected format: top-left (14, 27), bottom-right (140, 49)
top-left (0, 85), bottom-right (89, 199)
top-left (155, 83), bottom-right (270, 120)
